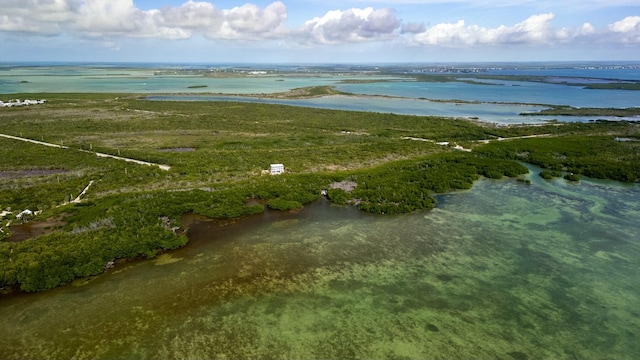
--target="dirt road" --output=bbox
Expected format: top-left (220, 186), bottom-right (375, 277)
top-left (0, 133), bottom-right (171, 171)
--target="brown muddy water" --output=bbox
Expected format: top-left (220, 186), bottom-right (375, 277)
top-left (0, 168), bottom-right (639, 359)
top-left (5, 214), bottom-right (66, 242)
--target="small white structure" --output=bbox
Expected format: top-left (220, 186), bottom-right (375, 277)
top-left (0, 99), bottom-right (46, 108)
top-left (270, 164), bottom-right (285, 175)
top-left (16, 209), bottom-right (34, 221)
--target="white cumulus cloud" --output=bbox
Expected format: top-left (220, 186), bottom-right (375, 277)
top-left (0, 0), bottom-right (288, 40)
top-left (401, 22), bottom-right (427, 34)
top-left (608, 16), bottom-right (640, 43)
top-left (410, 13), bottom-right (618, 47)
top-left (161, 1), bottom-right (223, 30)
top-left (0, 0), bottom-right (639, 52)
top-left (295, 7), bottom-right (401, 44)
top-left (74, 0), bottom-right (189, 39)
top-left (73, 0), bottom-right (288, 40)
top-left (211, 2), bottom-right (288, 40)
top-left (0, 0), bottom-right (79, 34)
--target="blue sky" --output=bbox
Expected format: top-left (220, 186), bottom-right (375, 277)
top-left (1, 0), bottom-right (639, 63)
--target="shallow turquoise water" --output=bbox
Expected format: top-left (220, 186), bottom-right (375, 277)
top-left (148, 94), bottom-right (639, 124)
top-left (1, 173), bottom-right (638, 359)
top-left (0, 68), bottom-right (390, 95)
top-left (3, 65), bottom-right (640, 123)
top-left (335, 78), bottom-right (640, 108)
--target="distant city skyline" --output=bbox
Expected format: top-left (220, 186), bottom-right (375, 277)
top-left (1, 0), bottom-right (639, 63)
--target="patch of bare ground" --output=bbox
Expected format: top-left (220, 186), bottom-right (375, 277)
top-left (305, 149), bottom-right (441, 173)
top-left (361, 153), bottom-right (437, 167)
top-left (0, 107), bottom-right (147, 122)
top-left (6, 213), bottom-right (68, 242)
top-left (329, 180), bottom-right (358, 192)
top-left (339, 130), bottom-right (370, 136)
top-left (0, 169), bottom-right (69, 179)
top-left (219, 131), bottom-right (274, 137)
top-left (70, 218), bottom-right (115, 235)
top-left (323, 164), bottom-right (349, 171)
top-left (158, 147), bottom-right (196, 152)
top-left (159, 216), bottom-right (180, 234)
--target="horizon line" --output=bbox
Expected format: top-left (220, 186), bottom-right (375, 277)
top-left (2, 60), bottom-right (640, 66)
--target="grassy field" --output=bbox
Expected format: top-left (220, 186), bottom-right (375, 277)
top-left (521, 105), bottom-right (640, 117)
top-left (1, 93), bottom-right (639, 291)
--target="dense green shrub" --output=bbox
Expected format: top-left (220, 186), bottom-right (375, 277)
top-left (539, 170), bottom-right (562, 179)
top-left (266, 198), bottom-right (303, 211)
top-left (326, 189), bottom-right (349, 205)
top-left (564, 173), bottom-right (580, 182)
top-left (344, 153), bottom-right (527, 214)
top-left (475, 135), bottom-right (640, 183)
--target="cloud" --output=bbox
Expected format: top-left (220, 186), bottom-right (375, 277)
top-left (350, 0), bottom-right (639, 8)
top-left (411, 13), bottom-right (558, 46)
top-left (295, 7), bottom-right (401, 44)
top-left (608, 16), bottom-right (640, 43)
top-left (495, 13), bottom-right (556, 44)
top-left (0, 0), bottom-right (639, 51)
top-left (73, 0), bottom-right (190, 39)
top-left (0, 0), bottom-right (79, 34)
top-left (212, 2), bottom-right (288, 40)
top-left (409, 13), bottom-right (624, 47)
top-left (0, 0), bottom-right (287, 40)
top-left (401, 22), bottom-right (427, 34)
top-left (73, 0), bottom-right (288, 40)
top-left (161, 1), bottom-right (222, 30)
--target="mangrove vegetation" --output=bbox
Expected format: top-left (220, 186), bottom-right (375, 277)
top-left (1, 93), bottom-right (639, 292)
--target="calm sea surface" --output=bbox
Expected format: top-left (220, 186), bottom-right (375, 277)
top-left (1, 64), bottom-right (639, 359)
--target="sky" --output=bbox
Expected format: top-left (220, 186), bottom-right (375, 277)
top-left (1, 0), bottom-right (639, 63)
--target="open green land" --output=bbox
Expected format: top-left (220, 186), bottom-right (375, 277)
top-left (406, 73), bottom-right (640, 90)
top-left (521, 105), bottom-right (640, 117)
top-left (1, 93), bottom-right (639, 292)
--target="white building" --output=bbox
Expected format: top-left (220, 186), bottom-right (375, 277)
top-left (270, 164), bottom-right (285, 175)
top-left (0, 99), bottom-right (46, 108)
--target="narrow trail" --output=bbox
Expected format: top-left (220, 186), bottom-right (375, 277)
top-left (72, 180), bottom-right (95, 203)
top-left (477, 133), bottom-right (553, 143)
top-left (0, 133), bottom-right (171, 171)
top-left (403, 133), bottom-right (552, 152)
top-left (0, 133), bottom-right (68, 149)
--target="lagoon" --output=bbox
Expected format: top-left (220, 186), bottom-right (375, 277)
top-left (3, 63), bottom-right (639, 124)
top-left (147, 94), bottom-right (640, 124)
top-left (335, 78), bottom-right (640, 108)
top-left (0, 66), bottom-right (395, 95)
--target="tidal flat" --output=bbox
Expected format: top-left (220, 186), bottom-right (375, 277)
top-left (0, 174), bottom-right (638, 359)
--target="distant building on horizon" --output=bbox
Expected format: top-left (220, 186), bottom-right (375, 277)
top-left (0, 99), bottom-right (46, 107)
